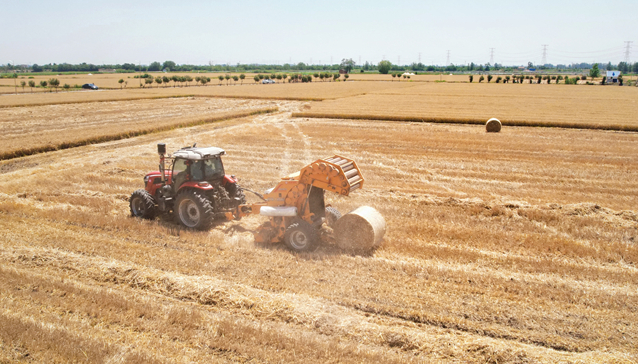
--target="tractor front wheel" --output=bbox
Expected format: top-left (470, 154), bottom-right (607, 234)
top-left (284, 219), bottom-right (319, 252)
top-left (174, 190), bottom-right (214, 230)
top-left (130, 189), bottom-right (157, 219)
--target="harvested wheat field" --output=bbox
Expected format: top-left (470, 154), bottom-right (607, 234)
top-left (0, 97), bottom-right (277, 159)
top-left (300, 82), bottom-right (638, 130)
top-left (0, 97), bottom-right (637, 363)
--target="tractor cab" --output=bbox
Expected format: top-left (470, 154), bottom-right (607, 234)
top-left (170, 146), bottom-right (226, 192)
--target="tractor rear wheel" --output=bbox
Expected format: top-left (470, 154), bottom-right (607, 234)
top-left (284, 219), bottom-right (319, 252)
top-left (325, 207), bottom-right (342, 227)
top-left (130, 189), bottom-right (157, 219)
top-left (174, 190), bottom-right (214, 230)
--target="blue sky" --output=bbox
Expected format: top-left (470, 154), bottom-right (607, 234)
top-left (2, 0), bottom-right (636, 66)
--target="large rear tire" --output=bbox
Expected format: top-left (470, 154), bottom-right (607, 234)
top-left (174, 190), bottom-right (214, 230)
top-left (283, 219), bottom-right (319, 252)
top-left (130, 189), bottom-right (157, 219)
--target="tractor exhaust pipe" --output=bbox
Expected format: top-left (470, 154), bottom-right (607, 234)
top-left (158, 143), bottom-right (166, 182)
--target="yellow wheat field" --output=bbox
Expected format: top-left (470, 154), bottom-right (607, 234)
top-left (0, 97), bottom-right (636, 362)
top-left (304, 82), bottom-right (638, 128)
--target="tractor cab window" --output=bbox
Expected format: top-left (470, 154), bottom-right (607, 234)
top-left (191, 158), bottom-right (224, 181)
top-left (172, 158), bottom-right (188, 189)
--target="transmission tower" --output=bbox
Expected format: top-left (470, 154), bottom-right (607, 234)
top-left (446, 50), bottom-right (450, 66)
top-left (489, 48), bottom-right (495, 64)
top-left (541, 44), bottom-right (548, 65)
top-left (624, 41), bottom-right (633, 63)
top-left (418, 52), bottom-right (422, 64)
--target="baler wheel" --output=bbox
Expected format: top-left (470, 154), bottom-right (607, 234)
top-left (325, 207), bottom-right (342, 227)
top-left (284, 219), bottom-right (319, 252)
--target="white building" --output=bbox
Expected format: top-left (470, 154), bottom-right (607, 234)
top-left (606, 71), bottom-right (621, 83)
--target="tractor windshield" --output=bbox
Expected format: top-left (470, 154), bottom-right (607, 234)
top-left (191, 157), bottom-right (224, 181)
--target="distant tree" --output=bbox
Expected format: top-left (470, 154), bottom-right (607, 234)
top-left (145, 77), bottom-right (153, 87)
top-left (557, 75), bottom-right (563, 83)
top-left (118, 79), bottom-right (124, 89)
top-left (487, 75), bottom-right (493, 83)
top-left (313, 73), bottom-right (319, 81)
top-left (258, 74), bottom-right (265, 80)
top-left (601, 76), bottom-right (606, 85)
top-left (20, 81), bottom-right (26, 91)
top-left (479, 75), bottom-right (484, 83)
top-left (48, 78), bottom-right (60, 92)
top-left (240, 73), bottom-right (245, 84)
top-left (505, 75), bottom-right (510, 83)
top-left (162, 61), bottom-right (176, 72)
top-left (162, 76), bottom-right (170, 87)
top-left (580, 75), bottom-right (587, 80)
top-left (391, 73), bottom-right (397, 81)
top-left (402, 74), bottom-right (407, 80)
top-left (224, 74), bottom-right (231, 85)
top-left (28, 80), bottom-right (35, 92)
top-left (378, 60), bottom-right (392, 74)
top-left (618, 74), bottom-right (623, 86)
top-left (495, 76), bottom-right (502, 83)
top-left (32, 64), bottom-right (43, 72)
top-left (148, 61), bottom-right (161, 72)
top-left (468, 75), bottom-right (473, 83)
top-left (40, 80), bottom-right (47, 90)
top-left (606, 62), bottom-right (612, 71)
top-left (340, 58), bottom-right (355, 73)
top-left (184, 75), bottom-right (193, 86)
top-left (589, 63), bottom-right (600, 80)
top-left (282, 74), bottom-right (288, 82)
top-left (344, 74), bottom-right (349, 81)
top-left (63, 83), bottom-right (70, 90)
top-left (254, 75), bottom-right (260, 84)
top-left (633, 62), bottom-right (638, 73)
top-left (218, 75), bottom-right (224, 85)
top-left (201, 77), bottom-right (209, 86)
top-left (155, 77), bottom-right (162, 87)
top-left (232, 75), bottom-right (239, 85)
top-left (276, 74), bottom-right (282, 82)
top-left (333, 74), bottom-right (340, 81)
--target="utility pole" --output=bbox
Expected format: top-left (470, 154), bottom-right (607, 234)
top-left (624, 41), bottom-right (633, 63)
top-left (489, 48), bottom-right (495, 65)
top-left (10, 60), bottom-right (16, 94)
top-left (541, 44), bottom-right (548, 65)
top-left (446, 50), bottom-right (450, 66)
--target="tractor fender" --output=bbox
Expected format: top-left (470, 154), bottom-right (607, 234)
top-left (223, 175), bottom-right (239, 185)
top-left (177, 181), bottom-right (214, 192)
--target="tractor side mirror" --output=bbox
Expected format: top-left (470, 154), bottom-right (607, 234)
top-left (157, 143), bottom-right (166, 155)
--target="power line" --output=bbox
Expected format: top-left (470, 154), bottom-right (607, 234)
top-left (624, 41), bottom-right (633, 63)
top-left (541, 44), bottom-right (548, 65)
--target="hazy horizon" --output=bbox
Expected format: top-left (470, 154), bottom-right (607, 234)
top-left (2, 0), bottom-right (636, 67)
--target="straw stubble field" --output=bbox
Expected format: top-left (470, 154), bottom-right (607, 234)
top-left (0, 86), bottom-right (637, 363)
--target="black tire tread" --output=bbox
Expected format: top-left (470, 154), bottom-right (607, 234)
top-left (283, 219), bottom-right (319, 252)
top-left (130, 189), bottom-right (157, 219)
top-left (174, 189), bottom-right (215, 230)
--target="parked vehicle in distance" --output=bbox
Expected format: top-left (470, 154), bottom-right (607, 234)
top-left (82, 83), bottom-right (99, 90)
top-left (261, 79), bottom-right (275, 84)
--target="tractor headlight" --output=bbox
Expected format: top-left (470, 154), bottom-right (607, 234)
top-left (144, 175), bottom-right (150, 184)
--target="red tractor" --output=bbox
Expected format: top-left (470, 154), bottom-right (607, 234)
top-left (129, 143), bottom-right (246, 229)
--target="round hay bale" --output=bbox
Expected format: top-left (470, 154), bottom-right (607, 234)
top-left (333, 206), bottom-right (386, 252)
top-left (486, 118), bottom-right (502, 133)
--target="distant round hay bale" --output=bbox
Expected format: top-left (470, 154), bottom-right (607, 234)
top-left (486, 118), bottom-right (502, 133)
top-left (333, 206), bottom-right (386, 252)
